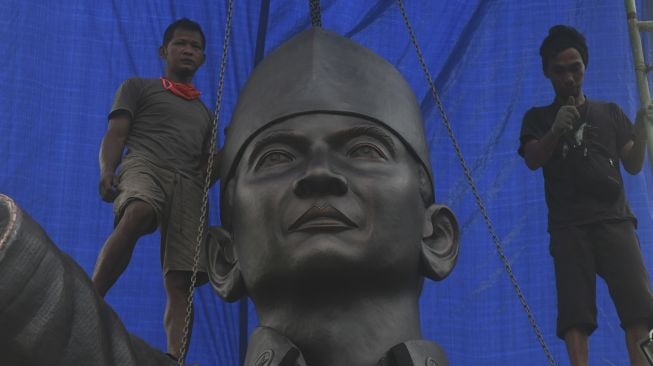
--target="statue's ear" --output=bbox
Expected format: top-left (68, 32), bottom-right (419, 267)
top-left (419, 204), bottom-right (460, 281)
top-left (206, 226), bottom-right (246, 302)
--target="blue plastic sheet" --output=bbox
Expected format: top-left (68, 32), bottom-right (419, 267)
top-left (1, 1), bottom-right (652, 364)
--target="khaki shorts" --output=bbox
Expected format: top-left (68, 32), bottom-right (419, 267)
top-left (114, 156), bottom-right (207, 277)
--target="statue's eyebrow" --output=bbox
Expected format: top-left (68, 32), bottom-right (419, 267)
top-left (326, 126), bottom-right (396, 156)
top-left (248, 130), bottom-right (309, 166)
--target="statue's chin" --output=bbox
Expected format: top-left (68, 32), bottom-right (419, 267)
top-left (246, 253), bottom-right (419, 304)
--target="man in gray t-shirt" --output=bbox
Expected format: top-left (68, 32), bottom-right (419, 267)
top-left (93, 18), bottom-right (215, 361)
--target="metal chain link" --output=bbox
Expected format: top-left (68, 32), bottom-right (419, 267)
top-left (395, 1), bottom-right (556, 365)
top-left (309, 0), bottom-right (322, 28)
top-left (178, 0), bottom-right (234, 364)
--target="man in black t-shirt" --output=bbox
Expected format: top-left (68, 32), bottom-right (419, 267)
top-left (519, 25), bottom-right (653, 366)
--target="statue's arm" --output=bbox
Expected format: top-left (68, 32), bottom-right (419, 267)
top-left (0, 194), bottom-right (175, 366)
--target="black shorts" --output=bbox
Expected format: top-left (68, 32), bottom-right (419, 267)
top-left (550, 220), bottom-right (653, 339)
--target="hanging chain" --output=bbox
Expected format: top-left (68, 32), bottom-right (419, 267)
top-left (395, 1), bottom-right (556, 365)
top-left (178, 0), bottom-right (234, 364)
top-left (309, 0), bottom-right (322, 27)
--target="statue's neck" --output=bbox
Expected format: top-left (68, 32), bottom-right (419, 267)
top-left (255, 289), bottom-right (422, 366)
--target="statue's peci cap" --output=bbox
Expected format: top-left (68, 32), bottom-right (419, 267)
top-left (221, 27), bottom-right (433, 197)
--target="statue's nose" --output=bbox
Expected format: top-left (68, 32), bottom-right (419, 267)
top-left (292, 153), bottom-right (348, 198)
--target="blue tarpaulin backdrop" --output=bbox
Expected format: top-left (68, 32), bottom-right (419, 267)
top-left (2, 1), bottom-right (653, 365)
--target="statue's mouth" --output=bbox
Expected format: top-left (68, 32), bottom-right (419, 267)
top-left (288, 203), bottom-right (358, 232)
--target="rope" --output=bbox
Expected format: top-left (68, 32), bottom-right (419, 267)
top-left (178, 0), bottom-right (235, 363)
top-left (394, 1), bottom-right (557, 365)
top-left (309, 0), bottom-right (322, 27)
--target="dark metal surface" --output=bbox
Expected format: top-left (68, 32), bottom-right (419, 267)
top-left (0, 194), bottom-right (176, 366)
top-left (220, 27), bottom-right (433, 204)
top-left (209, 26), bottom-right (459, 366)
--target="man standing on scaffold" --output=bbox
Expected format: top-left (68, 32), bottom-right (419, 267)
top-left (519, 24), bottom-right (653, 366)
top-left (93, 18), bottom-right (216, 361)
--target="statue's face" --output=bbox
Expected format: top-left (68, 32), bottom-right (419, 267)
top-left (228, 113), bottom-right (427, 295)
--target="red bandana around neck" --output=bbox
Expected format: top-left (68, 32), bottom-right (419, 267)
top-left (160, 77), bottom-right (201, 100)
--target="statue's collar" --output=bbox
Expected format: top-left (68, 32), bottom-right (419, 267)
top-left (244, 326), bottom-right (449, 366)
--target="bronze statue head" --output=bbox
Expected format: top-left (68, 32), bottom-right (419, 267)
top-left (219, 28), bottom-right (434, 208)
top-left (209, 26), bottom-right (458, 299)
top-left (206, 29), bottom-right (459, 365)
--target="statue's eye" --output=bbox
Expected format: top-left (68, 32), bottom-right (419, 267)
top-left (348, 143), bottom-right (387, 160)
top-left (256, 150), bottom-right (294, 169)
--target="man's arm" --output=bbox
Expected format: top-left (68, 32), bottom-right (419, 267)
top-left (98, 113), bottom-right (131, 202)
top-left (621, 104), bottom-right (652, 175)
top-left (523, 104), bottom-right (579, 170)
top-left (523, 130), bottom-right (565, 170)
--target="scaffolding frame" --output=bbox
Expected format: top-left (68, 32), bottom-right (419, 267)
top-left (625, 0), bottom-right (653, 170)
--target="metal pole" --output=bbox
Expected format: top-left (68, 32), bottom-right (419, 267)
top-left (625, 0), bottom-right (653, 170)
